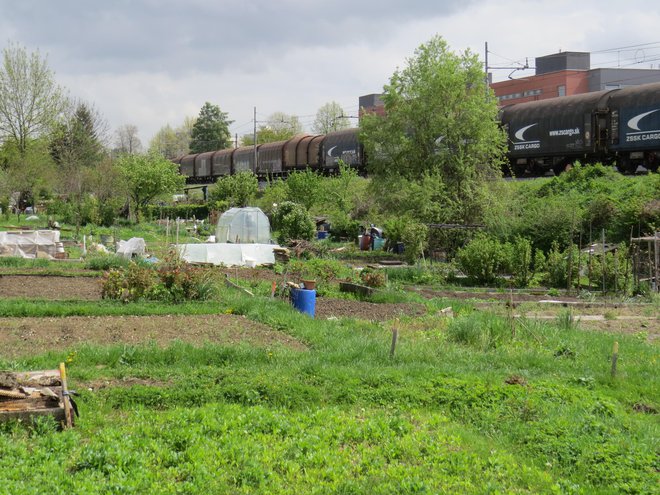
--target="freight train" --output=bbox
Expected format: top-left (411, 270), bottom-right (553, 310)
top-left (175, 82), bottom-right (660, 182)
top-left (500, 82), bottom-right (660, 175)
top-left (173, 128), bottom-right (363, 183)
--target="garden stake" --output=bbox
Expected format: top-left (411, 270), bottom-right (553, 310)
top-left (390, 322), bottom-right (399, 359)
top-left (611, 341), bottom-right (619, 379)
top-left (509, 285), bottom-right (515, 338)
top-left (59, 362), bottom-right (73, 428)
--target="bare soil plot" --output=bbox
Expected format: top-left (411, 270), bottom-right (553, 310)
top-left (0, 314), bottom-right (307, 359)
top-left (0, 275), bottom-right (101, 300)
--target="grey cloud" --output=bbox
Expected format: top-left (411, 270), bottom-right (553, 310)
top-left (2, 0), bottom-right (473, 75)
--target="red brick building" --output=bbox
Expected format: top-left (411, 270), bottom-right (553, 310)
top-left (491, 51), bottom-right (660, 105)
top-left (360, 51), bottom-right (660, 114)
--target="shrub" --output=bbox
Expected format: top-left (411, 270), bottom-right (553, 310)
top-left (101, 253), bottom-right (215, 303)
top-left (456, 234), bottom-right (510, 285)
top-left (402, 221), bottom-right (429, 264)
top-left (542, 242), bottom-right (580, 289)
top-left (588, 244), bottom-right (632, 293)
top-left (329, 213), bottom-right (361, 242)
top-left (360, 268), bottom-right (387, 288)
top-left (272, 201), bottom-right (315, 244)
top-left (101, 262), bottom-right (156, 302)
top-left (510, 236), bottom-right (534, 288)
top-left (208, 171), bottom-right (258, 208)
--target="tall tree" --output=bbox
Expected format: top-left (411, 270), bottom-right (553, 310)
top-left (114, 124), bottom-right (142, 155)
top-left (312, 101), bottom-right (350, 134)
top-left (189, 102), bottom-right (232, 153)
top-left (118, 152), bottom-right (185, 222)
top-left (242, 112), bottom-right (303, 145)
top-left (49, 102), bottom-right (108, 233)
top-left (0, 42), bottom-right (68, 154)
top-left (149, 116), bottom-right (196, 158)
top-left (361, 35), bottom-right (506, 223)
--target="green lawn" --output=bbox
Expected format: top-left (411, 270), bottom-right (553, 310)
top-left (0, 288), bottom-right (657, 494)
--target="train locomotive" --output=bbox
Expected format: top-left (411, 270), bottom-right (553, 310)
top-left (176, 82), bottom-right (660, 183)
top-left (500, 82), bottom-right (660, 175)
top-left (174, 128), bottom-right (364, 183)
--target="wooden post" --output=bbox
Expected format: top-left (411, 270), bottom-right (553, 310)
top-left (654, 232), bottom-right (659, 293)
top-left (509, 284), bottom-right (516, 338)
top-left (59, 363), bottom-right (73, 428)
top-left (577, 229), bottom-right (582, 291)
top-left (602, 229), bottom-right (606, 293)
top-left (611, 342), bottom-right (619, 379)
top-left (390, 323), bottom-right (399, 359)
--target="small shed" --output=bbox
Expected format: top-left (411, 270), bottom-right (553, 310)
top-left (215, 207), bottom-right (271, 244)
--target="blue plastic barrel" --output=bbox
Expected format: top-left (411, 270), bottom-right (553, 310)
top-left (317, 231), bottom-right (328, 240)
top-left (290, 288), bottom-right (316, 317)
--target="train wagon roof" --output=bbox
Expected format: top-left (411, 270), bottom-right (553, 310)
top-left (180, 154), bottom-right (197, 166)
top-left (499, 89), bottom-right (613, 121)
top-left (605, 82), bottom-right (660, 108)
top-left (258, 140), bottom-right (287, 151)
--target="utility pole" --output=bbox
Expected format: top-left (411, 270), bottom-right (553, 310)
top-left (253, 106), bottom-right (257, 170)
top-left (485, 41), bottom-right (489, 91)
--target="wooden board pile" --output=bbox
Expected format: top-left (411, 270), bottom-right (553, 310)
top-left (0, 365), bottom-right (75, 428)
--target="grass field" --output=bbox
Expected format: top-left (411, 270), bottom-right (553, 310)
top-left (0, 274), bottom-right (657, 494)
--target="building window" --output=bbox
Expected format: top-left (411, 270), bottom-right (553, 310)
top-left (558, 85), bottom-right (566, 97)
top-left (523, 89), bottom-right (542, 97)
top-left (497, 92), bottom-right (523, 102)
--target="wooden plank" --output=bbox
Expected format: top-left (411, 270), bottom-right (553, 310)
top-left (0, 396), bottom-right (59, 412)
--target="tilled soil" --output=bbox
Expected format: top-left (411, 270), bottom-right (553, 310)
top-left (316, 298), bottom-right (426, 321)
top-left (0, 314), bottom-right (307, 358)
top-left (0, 275), bottom-right (101, 300)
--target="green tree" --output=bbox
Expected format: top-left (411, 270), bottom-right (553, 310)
top-left (285, 169), bottom-right (321, 211)
top-left (312, 101), bottom-right (350, 134)
top-left (208, 171), bottom-right (258, 208)
top-left (0, 137), bottom-right (57, 213)
top-left (149, 116), bottom-right (196, 158)
top-left (242, 112), bottom-right (303, 145)
top-left (361, 35), bottom-right (505, 223)
top-left (49, 102), bottom-right (108, 233)
top-left (118, 152), bottom-right (185, 222)
top-left (190, 102), bottom-right (232, 153)
top-left (0, 42), bottom-right (68, 154)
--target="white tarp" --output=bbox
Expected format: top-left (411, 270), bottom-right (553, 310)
top-left (116, 237), bottom-right (146, 259)
top-left (176, 243), bottom-right (278, 267)
top-left (0, 230), bottom-right (61, 259)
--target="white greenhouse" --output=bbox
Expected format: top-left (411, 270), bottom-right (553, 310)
top-left (215, 207), bottom-right (272, 244)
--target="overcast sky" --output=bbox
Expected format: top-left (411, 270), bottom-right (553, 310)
top-left (2, 0), bottom-right (660, 147)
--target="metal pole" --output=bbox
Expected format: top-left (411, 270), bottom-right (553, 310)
top-left (484, 41), bottom-right (489, 95)
top-left (253, 106), bottom-right (257, 172)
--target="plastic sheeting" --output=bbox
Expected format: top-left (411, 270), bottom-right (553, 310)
top-left (216, 207), bottom-right (271, 244)
top-left (0, 230), bottom-right (61, 259)
top-left (176, 243), bottom-right (278, 267)
top-left (116, 238), bottom-right (146, 259)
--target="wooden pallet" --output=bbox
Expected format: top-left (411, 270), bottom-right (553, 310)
top-left (0, 365), bottom-right (74, 428)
